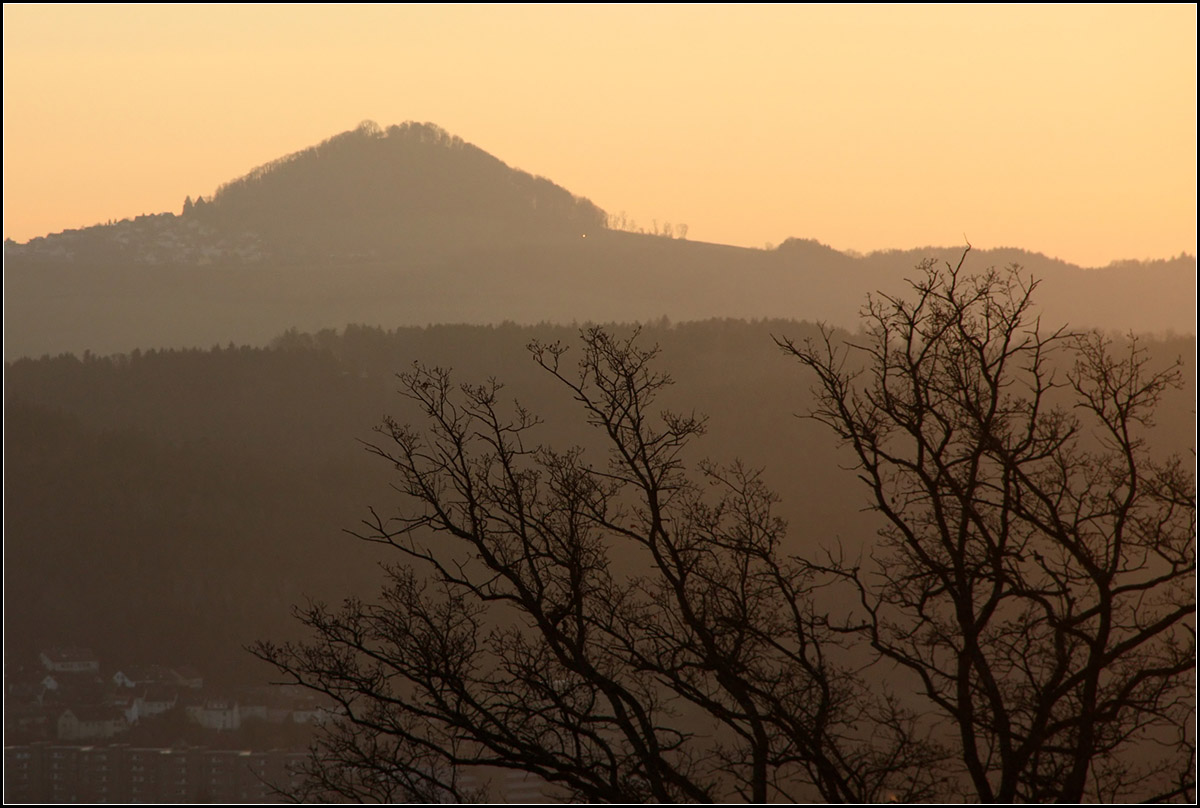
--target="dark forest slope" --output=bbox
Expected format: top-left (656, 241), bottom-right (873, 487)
top-left (6, 321), bottom-right (1194, 680)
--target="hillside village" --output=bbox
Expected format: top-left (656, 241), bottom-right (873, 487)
top-left (4, 209), bottom-right (265, 266)
top-left (4, 645), bottom-right (321, 802)
top-left (5, 644), bottom-right (553, 802)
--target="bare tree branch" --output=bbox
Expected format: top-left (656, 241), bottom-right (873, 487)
top-left (780, 251), bottom-right (1195, 802)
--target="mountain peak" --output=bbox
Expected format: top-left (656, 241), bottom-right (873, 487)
top-left (191, 120), bottom-right (607, 258)
top-left (8, 122), bottom-right (609, 265)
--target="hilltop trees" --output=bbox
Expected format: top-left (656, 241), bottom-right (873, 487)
top-left (255, 253), bottom-right (1194, 802)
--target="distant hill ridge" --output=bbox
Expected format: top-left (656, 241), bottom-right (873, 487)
top-left (4, 121), bottom-right (1196, 357)
top-left (8, 120), bottom-right (1192, 271)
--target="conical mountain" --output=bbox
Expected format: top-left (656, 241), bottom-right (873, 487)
top-left (193, 120), bottom-right (607, 259)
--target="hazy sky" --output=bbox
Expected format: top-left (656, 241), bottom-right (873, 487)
top-left (4, 4), bottom-right (1195, 266)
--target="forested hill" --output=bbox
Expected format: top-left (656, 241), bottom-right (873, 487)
top-left (5, 121), bottom-right (1196, 359)
top-left (199, 121), bottom-right (607, 259)
top-left (6, 121), bottom-right (607, 266)
top-left (3, 320), bottom-right (832, 677)
top-left (5, 321), bottom-right (1194, 679)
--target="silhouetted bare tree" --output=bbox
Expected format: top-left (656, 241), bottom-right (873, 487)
top-left (255, 254), bottom-right (1192, 802)
top-left (780, 250), bottom-right (1196, 802)
top-left (254, 328), bottom-right (941, 802)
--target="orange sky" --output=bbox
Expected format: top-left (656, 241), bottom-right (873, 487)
top-left (3, 4), bottom-right (1195, 267)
